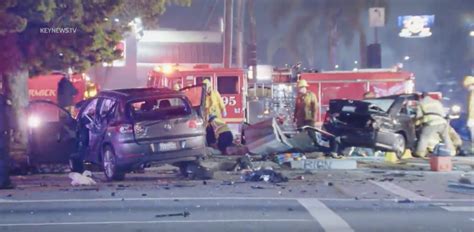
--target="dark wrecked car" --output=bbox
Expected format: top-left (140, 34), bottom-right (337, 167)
top-left (71, 86), bottom-right (208, 181)
top-left (323, 94), bottom-right (422, 157)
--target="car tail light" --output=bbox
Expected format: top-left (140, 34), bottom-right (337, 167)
top-left (134, 124), bottom-right (145, 135)
top-left (323, 112), bottom-right (330, 123)
top-left (115, 124), bottom-right (133, 134)
top-left (188, 118), bottom-right (204, 128)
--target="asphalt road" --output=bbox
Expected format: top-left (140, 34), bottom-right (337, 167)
top-left (0, 198), bottom-right (473, 232)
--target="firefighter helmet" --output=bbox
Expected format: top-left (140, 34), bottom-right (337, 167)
top-left (202, 79), bottom-right (211, 86)
top-left (297, 79), bottom-right (309, 88)
top-left (464, 76), bottom-right (474, 87)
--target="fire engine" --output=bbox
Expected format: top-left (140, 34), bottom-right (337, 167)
top-left (28, 72), bottom-right (97, 104)
top-left (0, 72), bottom-right (98, 122)
top-left (300, 68), bottom-right (415, 123)
top-left (147, 64), bottom-right (415, 132)
top-left (147, 64), bottom-right (247, 134)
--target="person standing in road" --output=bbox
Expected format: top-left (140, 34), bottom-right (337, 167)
top-left (57, 74), bottom-right (78, 112)
top-left (294, 79), bottom-right (318, 128)
top-left (202, 79), bottom-right (227, 146)
top-left (202, 79), bottom-right (226, 122)
top-left (0, 94), bottom-right (13, 189)
top-left (464, 75), bottom-right (474, 153)
top-left (415, 92), bottom-right (454, 158)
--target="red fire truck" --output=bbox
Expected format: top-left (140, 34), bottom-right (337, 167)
top-left (27, 72), bottom-right (98, 120)
top-left (147, 64), bottom-right (248, 134)
top-left (300, 68), bottom-right (415, 123)
top-left (148, 65), bottom-right (415, 130)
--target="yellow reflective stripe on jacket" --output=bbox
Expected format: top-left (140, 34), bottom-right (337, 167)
top-left (213, 119), bottom-right (231, 137)
top-left (419, 98), bottom-right (446, 125)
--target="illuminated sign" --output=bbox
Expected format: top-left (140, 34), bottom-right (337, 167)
top-left (398, 15), bottom-right (434, 38)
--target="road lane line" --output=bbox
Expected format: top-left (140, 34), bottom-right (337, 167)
top-left (369, 180), bottom-right (430, 201)
top-left (441, 206), bottom-right (474, 212)
top-left (298, 198), bottom-right (354, 232)
top-left (0, 219), bottom-right (313, 227)
top-left (1, 197), bottom-right (473, 204)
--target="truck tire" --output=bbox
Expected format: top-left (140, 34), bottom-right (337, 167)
top-left (102, 146), bottom-right (125, 181)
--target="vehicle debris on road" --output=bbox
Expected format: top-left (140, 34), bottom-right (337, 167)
top-left (155, 211), bottom-right (191, 218)
top-left (242, 168), bottom-right (288, 183)
top-left (68, 170), bottom-right (96, 186)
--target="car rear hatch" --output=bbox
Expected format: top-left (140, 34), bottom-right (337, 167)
top-left (127, 96), bottom-right (205, 152)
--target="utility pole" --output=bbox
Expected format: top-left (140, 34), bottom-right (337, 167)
top-left (223, 0), bottom-right (234, 68)
top-left (235, 0), bottom-right (245, 68)
top-left (247, 0), bottom-right (257, 80)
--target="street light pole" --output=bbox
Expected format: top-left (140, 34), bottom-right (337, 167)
top-left (223, 0), bottom-right (234, 68)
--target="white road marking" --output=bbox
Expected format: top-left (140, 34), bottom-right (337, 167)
top-left (369, 180), bottom-right (430, 201)
top-left (298, 198), bottom-right (354, 232)
top-left (441, 206), bottom-right (474, 212)
top-left (0, 219), bottom-right (313, 227)
top-left (0, 197), bottom-right (473, 204)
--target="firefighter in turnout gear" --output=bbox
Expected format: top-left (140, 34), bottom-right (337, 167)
top-left (415, 92), bottom-right (454, 157)
top-left (294, 79), bottom-right (318, 128)
top-left (208, 115), bottom-right (234, 154)
top-left (464, 75), bottom-right (474, 152)
top-left (202, 79), bottom-right (226, 122)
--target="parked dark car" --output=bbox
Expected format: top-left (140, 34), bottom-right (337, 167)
top-left (72, 86), bottom-right (207, 181)
top-left (323, 94), bottom-right (422, 157)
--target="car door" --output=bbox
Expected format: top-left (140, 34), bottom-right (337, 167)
top-left (179, 84), bottom-right (206, 118)
top-left (27, 100), bottom-right (77, 165)
top-left (86, 98), bottom-right (117, 163)
top-left (393, 99), bottom-right (418, 148)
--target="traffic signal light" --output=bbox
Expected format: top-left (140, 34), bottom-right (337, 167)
top-left (247, 43), bottom-right (257, 66)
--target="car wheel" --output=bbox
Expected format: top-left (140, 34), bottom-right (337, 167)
top-left (393, 134), bottom-right (406, 159)
top-left (102, 146), bottom-right (125, 181)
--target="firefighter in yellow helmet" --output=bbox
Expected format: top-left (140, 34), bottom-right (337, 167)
top-left (208, 114), bottom-right (234, 154)
top-left (294, 79), bottom-right (318, 128)
top-left (415, 92), bottom-right (454, 158)
top-left (464, 75), bottom-right (474, 152)
top-left (202, 79), bottom-right (226, 121)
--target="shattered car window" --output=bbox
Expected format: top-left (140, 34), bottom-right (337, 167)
top-left (363, 99), bottom-right (395, 112)
top-left (129, 97), bottom-right (191, 120)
